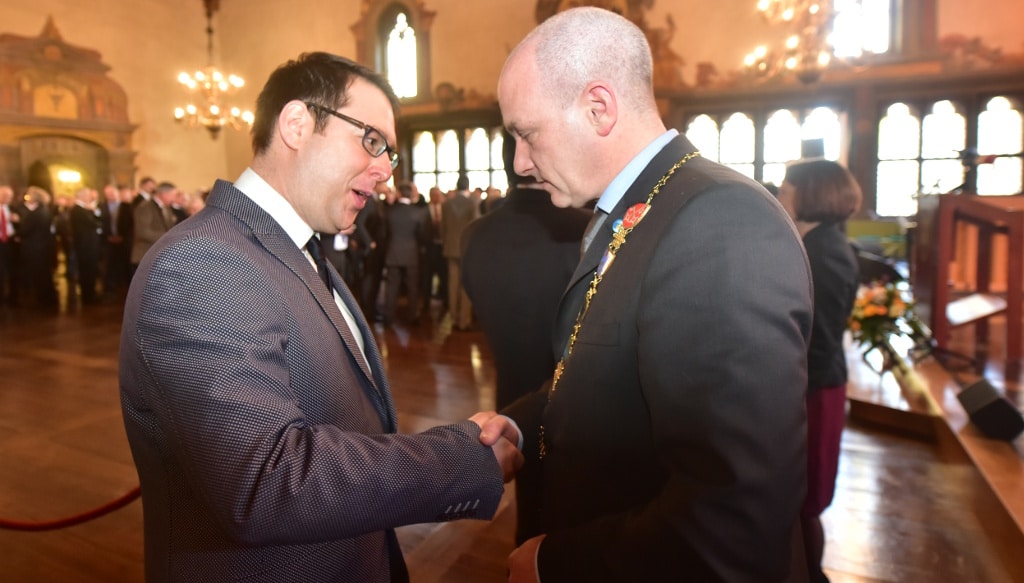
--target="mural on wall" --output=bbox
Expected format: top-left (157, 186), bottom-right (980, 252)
top-left (0, 16), bottom-right (136, 191)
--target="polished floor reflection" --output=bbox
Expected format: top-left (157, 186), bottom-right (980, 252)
top-left (0, 299), bottom-right (1019, 582)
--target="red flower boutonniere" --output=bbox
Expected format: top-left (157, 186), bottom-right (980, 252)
top-left (621, 203), bottom-right (650, 231)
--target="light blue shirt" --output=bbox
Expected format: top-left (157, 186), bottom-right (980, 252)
top-left (593, 129), bottom-right (679, 216)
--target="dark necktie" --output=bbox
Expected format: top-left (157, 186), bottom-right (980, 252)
top-left (305, 235), bottom-right (333, 294)
top-left (580, 208), bottom-right (608, 256)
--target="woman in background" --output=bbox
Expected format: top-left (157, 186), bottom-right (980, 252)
top-left (776, 159), bottom-right (862, 583)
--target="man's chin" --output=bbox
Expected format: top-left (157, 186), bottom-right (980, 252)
top-left (547, 188), bottom-right (574, 209)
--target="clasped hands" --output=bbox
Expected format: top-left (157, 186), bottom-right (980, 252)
top-left (469, 412), bottom-right (542, 582)
top-left (469, 411), bottom-right (523, 483)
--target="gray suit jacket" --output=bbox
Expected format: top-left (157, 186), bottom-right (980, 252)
top-left (120, 180), bottom-right (504, 583)
top-left (505, 136), bottom-right (814, 581)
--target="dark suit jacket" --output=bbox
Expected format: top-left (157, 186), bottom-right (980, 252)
top-left (505, 136), bottom-right (814, 581)
top-left (804, 222), bottom-right (858, 391)
top-left (119, 180), bottom-right (504, 583)
top-left (384, 201), bottom-right (426, 267)
top-left (460, 188), bottom-right (589, 409)
top-left (69, 204), bottom-right (103, 265)
top-left (461, 187), bottom-right (589, 544)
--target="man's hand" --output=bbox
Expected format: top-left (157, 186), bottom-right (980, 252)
top-left (470, 412), bottom-right (524, 482)
top-left (508, 534), bottom-right (545, 582)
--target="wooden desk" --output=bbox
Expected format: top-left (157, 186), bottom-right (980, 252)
top-left (933, 195), bottom-right (1024, 379)
top-left (845, 337), bottom-right (1024, 575)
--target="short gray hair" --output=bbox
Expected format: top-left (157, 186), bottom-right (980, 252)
top-left (522, 7), bottom-right (654, 112)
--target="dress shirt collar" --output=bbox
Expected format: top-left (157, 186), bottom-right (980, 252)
top-left (234, 167), bottom-right (313, 250)
top-left (593, 128), bottom-right (679, 215)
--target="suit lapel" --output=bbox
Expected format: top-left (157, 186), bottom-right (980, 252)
top-left (555, 136), bottom-right (698, 353)
top-left (324, 265), bottom-right (398, 432)
top-left (208, 181), bottom-right (394, 428)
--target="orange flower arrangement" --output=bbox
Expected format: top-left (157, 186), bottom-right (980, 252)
top-left (848, 280), bottom-right (917, 349)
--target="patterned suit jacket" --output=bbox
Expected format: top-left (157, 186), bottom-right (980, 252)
top-left (120, 180), bottom-right (504, 583)
top-left (505, 136), bottom-right (814, 581)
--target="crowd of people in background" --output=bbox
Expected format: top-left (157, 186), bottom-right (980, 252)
top-left (0, 177), bottom-right (205, 311)
top-left (320, 177), bottom-right (509, 329)
top-left (0, 171), bottom-right (508, 329)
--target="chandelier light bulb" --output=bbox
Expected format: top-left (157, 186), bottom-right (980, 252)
top-left (173, 2), bottom-right (254, 139)
top-left (744, 0), bottom-right (836, 84)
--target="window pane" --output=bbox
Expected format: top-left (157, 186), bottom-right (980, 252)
top-left (413, 173), bottom-right (436, 194)
top-left (978, 96), bottom-right (1023, 156)
top-left (491, 171), bottom-right (508, 193)
top-left (465, 128), bottom-right (490, 171)
top-left (978, 157), bottom-right (1023, 195)
top-left (490, 128), bottom-right (505, 170)
top-left (436, 130), bottom-right (459, 172)
top-left (921, 100), bottom-right (965, 159)
top-left (876, 160), bottom-right (919, 216)
top-left (386, 13), bottom-right (417, 99)
top-left (763, 163), bottom-right (788, 186)
top-left (878, 103), bottom-right (920, 160)
top-left (412, 132), bottom-right (436, 173)
top-left (921, 159), bottom-right (963, 195)
top-left (833, 0), bottom-right (891, 57)
top-left (720, 113), bottom-right (755, 164)
top-left (467, 171), bottom-right (490, 190)
top-left (437, 172), bottom-right (459, 192)
top-left (802, 107), bottom-right (842, 161)
top-left (685, 114), bottom-right (720, 162)
top-left (764, 109), bottom-right (801, 164)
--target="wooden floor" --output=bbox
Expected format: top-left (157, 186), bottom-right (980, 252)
top-left (0, 289), bottom-right (1021, 582)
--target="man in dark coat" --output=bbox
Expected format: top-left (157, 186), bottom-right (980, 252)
top-left (461, 132), bottom-right (590, 544)
top-left (494, 8), bottom-right (814, 581)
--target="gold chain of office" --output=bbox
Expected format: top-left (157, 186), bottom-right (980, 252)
top-left (538, 150), bottom-right (700, 460)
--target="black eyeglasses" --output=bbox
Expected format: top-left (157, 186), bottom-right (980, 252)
top-left (306, 102), bottom-right (399, 169)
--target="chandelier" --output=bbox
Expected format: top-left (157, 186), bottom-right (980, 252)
top-left (743, 0), bottom-right (835, 84)
top-left (173, 0), bottom-right (253, 139)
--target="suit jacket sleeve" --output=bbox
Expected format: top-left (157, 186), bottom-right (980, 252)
top-left (125, 235), bottom-right (505, 545)
top-left (535, 183), bottom-right (812, 581)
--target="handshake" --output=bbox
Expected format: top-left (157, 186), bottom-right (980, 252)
top-left (470, 412), bottom-right (524, 482)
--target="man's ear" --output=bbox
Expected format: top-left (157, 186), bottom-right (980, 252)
top-left (581, 81), bottom-right (617, 138)
top-left (278, 100), bottom-right (314, 151)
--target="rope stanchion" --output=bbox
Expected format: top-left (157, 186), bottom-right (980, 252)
top-left (0, 486), bottom-right (140, 532)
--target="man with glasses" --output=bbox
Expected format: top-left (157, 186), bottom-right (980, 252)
top-left (119, 52), bottom-right (521, 583)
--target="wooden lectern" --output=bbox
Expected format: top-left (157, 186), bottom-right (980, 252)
top-left (912, 193), bottom-right (1024, 379)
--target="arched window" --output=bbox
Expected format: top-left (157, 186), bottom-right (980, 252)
top-left (875, 96), bottom-right (1023, 216)
top-left (977, 96), bottom-right (1024, 195)
top-left (411, 127), bottom-right (506, 194)
top-left (353, 1), bottom-right (434, 102)
top-left (385, 12), bottom-right (417, 99)
top-left (685, 106), bottom-right (846, 186)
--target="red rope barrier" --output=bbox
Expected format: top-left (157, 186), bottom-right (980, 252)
top-left (0, 486), bottom-right (141, 531)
